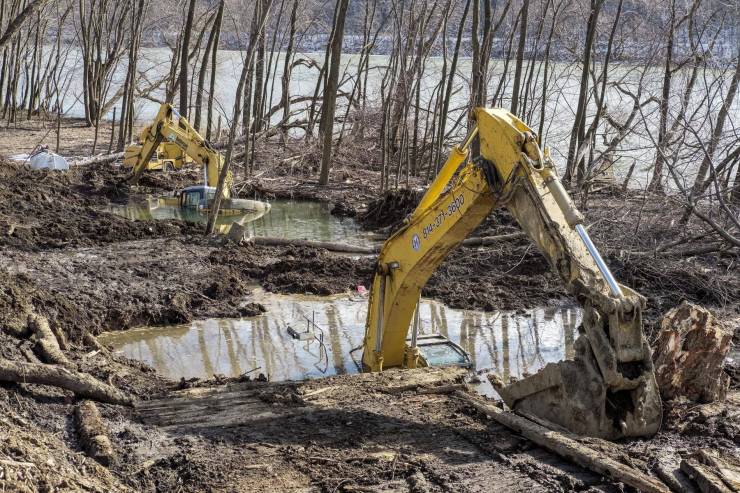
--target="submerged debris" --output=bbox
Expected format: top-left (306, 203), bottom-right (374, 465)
top-left (653, 302), bottom-right (732, 403)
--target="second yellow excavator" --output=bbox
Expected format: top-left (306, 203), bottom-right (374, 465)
top-left (123, 125), bottom-right (194, 172)
top-left (361, 107), bottom-right (662, 440)
top-left (125, 103), bottom-right (269, 218)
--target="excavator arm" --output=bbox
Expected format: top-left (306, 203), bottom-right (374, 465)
top-left (126, 103), bottom-right (232, 197)
top-left (362, 108), bottom-right (661, 439)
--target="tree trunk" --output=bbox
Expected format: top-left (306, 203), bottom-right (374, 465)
top-left (279, 0), bottom-right (299, 141)
top-left (206, 0), bottom-right (272, 234)
top-left (436, 0), bottom-right (472, 170)
top-left (205, 0), bottom-right (224, 141)
top-left (564, 0), bottom-right (603, 186)
top-left (649, 0), bottom-right (676, 192)
top-left (318, 0), bottom-right (350, 186)
top-left (0, 359), bottom-right (133, 406)
top-left (0, 0), bottom-right (50, 50)
top-left (689, 48), bottom-right (740, 200)
top-left (194, 2), bottom-right (222, 132)
top-left (510, 0), bottom-right (529, 115)
top-left (179, 0), bottom-right (197, 117)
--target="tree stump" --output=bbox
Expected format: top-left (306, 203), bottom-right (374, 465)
top-left (653, 302), bottom-right (731, 403)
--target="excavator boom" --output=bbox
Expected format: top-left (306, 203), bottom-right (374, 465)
top-left (362, 108), bottom-right (662, 439)
top-left (126, 104), bottom-right (232, 197)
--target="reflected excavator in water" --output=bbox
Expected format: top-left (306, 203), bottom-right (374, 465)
top-left (123, 103), bottom-right (270, 222)
top-left (361, 107), bottom-right (662, 440)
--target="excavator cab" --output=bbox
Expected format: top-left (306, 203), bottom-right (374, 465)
top-left (179, 185), bottom-right (217, 209)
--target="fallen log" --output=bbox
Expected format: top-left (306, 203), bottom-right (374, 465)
top-left (75, 400), bottom-right (115, 466)
top-left (69, 152), bottom-right (124, 167)
top-left (28, 313), bottom-right (70, 366)
top-left (249, 232), bottom-right (527, 255)
top-left (0, 359), bottom-right (133, 406)
top-left (681, 450), bottom-right (740, 493)
top-left (250, 236), bottom-right (379, 254)
top-left (681, 458), bottom-right (732, 493)
top-left (656, 459), bottom-right (700, 493)
top-left (83, 330), bottom-right (109, 354)
top-left (454, 391), bottom-right (671, 493)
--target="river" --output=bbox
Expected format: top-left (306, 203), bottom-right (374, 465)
top-left (53, 48), bottom-right (734, 188)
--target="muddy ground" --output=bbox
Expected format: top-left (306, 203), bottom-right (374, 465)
top-left (0, 124), bottom-right (738, 492)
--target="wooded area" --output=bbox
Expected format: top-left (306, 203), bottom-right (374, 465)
top-left (0, 0), bottom-right (737, 248)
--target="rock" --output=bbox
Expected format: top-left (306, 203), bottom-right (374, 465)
top-left (653, 302), bottom-right (731, 403)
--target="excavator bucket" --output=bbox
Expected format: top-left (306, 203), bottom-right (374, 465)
top-left (495, 292), bottom-right (663, 439)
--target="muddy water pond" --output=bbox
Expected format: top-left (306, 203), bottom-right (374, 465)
top-left (100, 290), bottom-right (581, 394)
top-left (106, 198), bottom-right (376, 244)
top-left (241, 200), bottom-right (377, 246)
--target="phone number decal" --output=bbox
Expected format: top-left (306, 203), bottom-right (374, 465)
top-left (421, 194), bottom-right (464, 239)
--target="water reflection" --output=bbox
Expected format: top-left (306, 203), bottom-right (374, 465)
top-left (100, 292), bottom-right (582, 386)
top-left (105, 198), bottom-right (375, 244)
top-left (104, 196), bottom-right (268, 234)
top-left (242, 200), bottom-right (377, 246)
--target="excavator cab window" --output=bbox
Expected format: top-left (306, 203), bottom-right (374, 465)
top-left (412, 335), bottom-right (472, 369)
top-left (181, 190), bottom-right (203, 208)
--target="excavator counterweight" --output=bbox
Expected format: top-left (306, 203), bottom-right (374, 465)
top-left (361, 107), bottom-right (662, 439)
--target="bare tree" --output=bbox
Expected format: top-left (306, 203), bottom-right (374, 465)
top-left (564, 0), bottom-right (604, 186)
top-left (179, 0), bottom-right (197, 117)
top-left (318, 0), bottom-right (350, 186)
top-left (0, 0), bottom-right (50, 50)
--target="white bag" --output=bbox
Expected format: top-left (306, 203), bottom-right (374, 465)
top-left (29, 151), bottom-right (69, 171)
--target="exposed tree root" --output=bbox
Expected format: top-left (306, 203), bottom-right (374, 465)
top-left (28, 313), bottom-right (70, 366)
top-left (0, 359), bottom-right (133, 406)
top-left (75, 400), bottom-right (115, 466)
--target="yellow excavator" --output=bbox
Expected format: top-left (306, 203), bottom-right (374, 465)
top-left (361, 108), bottom-right (662, 440)
top-left (125, 103), bottom-right (269, 219)
top-left (123, 125), bottom-right (193, 172)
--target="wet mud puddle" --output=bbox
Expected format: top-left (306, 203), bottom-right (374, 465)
top-left (100, 290), bottom-right (582, 395)
top-left (106, 198), bottom-right (377, 244)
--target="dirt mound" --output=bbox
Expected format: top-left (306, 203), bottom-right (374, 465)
top-left (0, 238), bottom-right (272, 342)
top-left (211, 244), bottom-right (375, 296)
top-left (136, 167), bottom-right (202, 191)
top-left (0, 161), bottom-right (195, 251)
top-left (329, 200), bottom-right (357, 218)
top-left (357, 188), bottom-right (421, 230)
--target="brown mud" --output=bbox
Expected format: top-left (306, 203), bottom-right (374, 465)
top-left (0, 134), bottom-right (738, 492)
